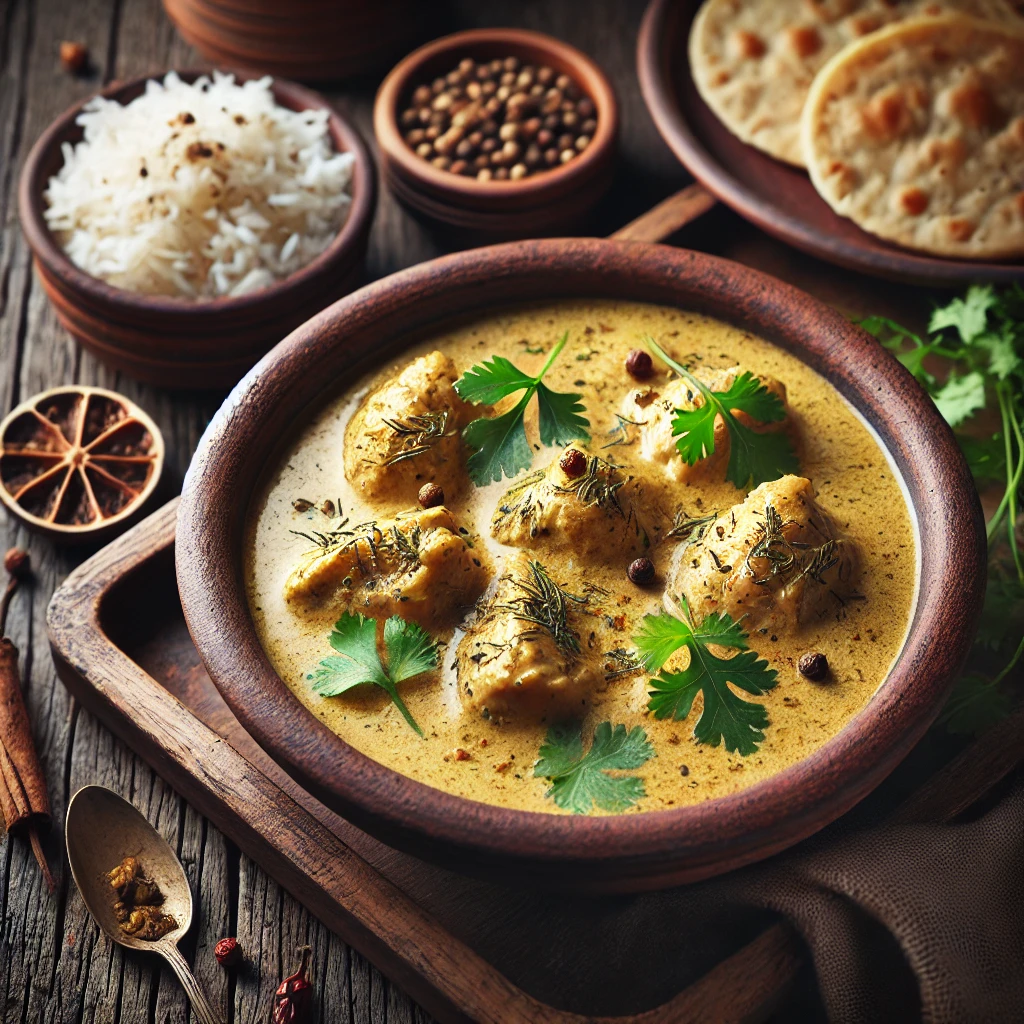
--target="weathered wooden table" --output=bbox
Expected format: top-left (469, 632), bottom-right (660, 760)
top-left (0, 1), bottom-right (928, 1020)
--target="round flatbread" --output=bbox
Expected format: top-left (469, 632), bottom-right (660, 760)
top-left (802, 14), bottom-right (1024, 259)
top-left (689, 0), bottom-right (1021, 167)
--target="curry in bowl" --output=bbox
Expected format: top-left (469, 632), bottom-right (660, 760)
top-left (245, 298), bottom-right (916, 816)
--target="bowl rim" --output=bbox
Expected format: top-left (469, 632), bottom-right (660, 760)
top-left (176, 238), bottom-right (985, 887)
top-left (373, 27), bottom-right (619, 203)
top-left (18, 67), bottom-right (377, 318)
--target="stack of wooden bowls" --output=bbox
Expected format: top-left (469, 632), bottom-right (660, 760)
top-left (162, 0), bottom-right (425, 81)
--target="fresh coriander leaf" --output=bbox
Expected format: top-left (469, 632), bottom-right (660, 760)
top-left (940, 673), bottom-right (1013, 735)
top-left (933, 371), bottom-right (987, 428)
top-left (309, 612), bottom-right (436, 736)
top-left (462, 395), bottom-right (534, 484)
top-left (534, 720), bottom-right (654, 814)
top-left (535, 381), bottom-right (590, 448)
top-left (646, 337), bottom-right (798, 489)
top-left (976, 325), bottom-right (1022, 381)
top-left (451, 356), bottom-right (536, 405)
top-left (957, 433), bottom-right (1006, 486)
top-left (455, 331), bottom-right (590, 485)
top-left (634, 606), bottom-right (778, 756)
top-left (928, 285), bottom-right (998, 344)
top-left (383, 616), bottom-right (439, 683)
top-left (859, 315), bottom-right (937, 388)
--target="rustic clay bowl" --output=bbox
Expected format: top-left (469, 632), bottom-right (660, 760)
top-left (162, 0), bottom-right (425, 82)
top-left (176, 239), bottom-right (985, 892)
top-left (18, 69), bottom-right (376, 390)
top-left (374, 29), bottom-right (619, 237)
top-left (636, 0), bottom-right (1024, 287)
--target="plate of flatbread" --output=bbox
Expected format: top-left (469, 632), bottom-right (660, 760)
top-left (638, 0), bottom-right (1024, 284)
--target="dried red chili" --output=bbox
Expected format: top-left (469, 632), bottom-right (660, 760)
top-left (272, 946), bottom-right (313, 1023)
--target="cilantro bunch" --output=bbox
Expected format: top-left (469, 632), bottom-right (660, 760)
top-left (863, 285), bottom-right (1024, 731)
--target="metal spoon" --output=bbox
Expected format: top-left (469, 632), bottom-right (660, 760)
top-left (66, 785), bottom-right (222, 1024)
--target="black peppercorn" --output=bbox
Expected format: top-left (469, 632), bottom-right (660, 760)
top-left (628, 557), bottom-right (656, 586)
top-left (559, 448), bottom-right (587, 478)
top-left (626, 349), bottom-right (654, 380)
top-left (798, 652), bottom-right (829, 681)
top-left (418, 483), bottom-right (445, 509)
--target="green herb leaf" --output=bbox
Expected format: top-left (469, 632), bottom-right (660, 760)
top-left (928, 285), bottom-right (998, 343)
top-left (932, 371), bottom-right (987, 428)
top-left (534, 721), bottom-right (654, 814)
top-left (455, 331), bottom-right (590, 485)
top-left (645, 337), bottom-right (798, 489)
top-left (309, 612), bottom-right (437, 736)
top-left (634, 606), bottom-right (778, 756)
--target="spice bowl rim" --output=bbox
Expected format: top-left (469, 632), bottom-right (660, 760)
top-left (18, 66), bottom-right (377, 321)
top-left (175, 237), bottom-right (986, 892)
top-left (373, 27), bottom-right (619, 209)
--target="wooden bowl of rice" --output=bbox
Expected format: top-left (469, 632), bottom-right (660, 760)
top-left (18, 70), bottom-right (376, 390)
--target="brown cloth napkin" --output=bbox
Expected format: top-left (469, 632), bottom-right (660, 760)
top-left (724, 772), bottom-right (1024, 1023)
top-left (415, 711), bottom-right (1024, 1022)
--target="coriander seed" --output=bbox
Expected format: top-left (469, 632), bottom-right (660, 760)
top-left (559, 448), bottom-right (587, 478)
top-left (628, 557), bottom-right (656, 586)
top-left (798, 652), bottom-right (829, 681)
top-left (418, 483), bottom-right (445, 509)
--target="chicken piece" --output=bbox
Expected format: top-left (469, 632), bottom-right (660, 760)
top-left (456, 554), bottom-right (603, 719)
top-left (671, 475), bottom-right (859, 633)
top-left (344, 351), bottom-right (473, 503)
top-left (620, 365), bottom-right (792, 483)
top-left (491, 447), bottom-right (651, 560)
top-left (285, 506), bottom-right (488, 628)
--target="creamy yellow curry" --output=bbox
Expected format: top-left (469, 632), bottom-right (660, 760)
top-left (245, 299), bottom-right (918, 815)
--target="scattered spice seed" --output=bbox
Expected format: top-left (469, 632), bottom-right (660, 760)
top-left (215, 936), bottom-right (242, 967)
top-left (453, 747), bottom-right (470, 761)
top-left (626, 349), bottom-right (654, 380)
top-left (559, 448), bottom-right (587, 478)
top-left (798, 651), bottom-right (829, 681)
top-left (679, 764), bottom-right (690, 776)
top-left (60, 41), bottom-right (88, 75)
top-left (627, 556), bottom-right (655, 586)
top-left (418, 482), bottom-right (445, 508)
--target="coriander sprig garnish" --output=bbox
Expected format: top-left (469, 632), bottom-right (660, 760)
top-left (634, 603), bottom-right (778, 756)
top-left (644, 336), bottom-right (799, 489)
top-left (534, 721), bottom-right (654, 814)
top-left (863, 285), bottom-right (1024, 733)
top-left (308, 612), bottom-right (437, 736)
top-left (454, 331), bottom-right (590, 485)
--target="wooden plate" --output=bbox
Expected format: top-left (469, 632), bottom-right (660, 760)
top-left (174, 238), bottom-right (986, 892)
top-left (636, 0), bottom-right (1024, 287)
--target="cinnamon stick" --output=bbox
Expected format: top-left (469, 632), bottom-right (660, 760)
top-left (0, 549), bottom-right (54, 892)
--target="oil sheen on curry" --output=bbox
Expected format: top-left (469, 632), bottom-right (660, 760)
top-left (246, 300), bottom-right (917, 816)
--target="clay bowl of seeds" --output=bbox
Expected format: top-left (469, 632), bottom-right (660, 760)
top-left (374, 29), bottom-right (618, 236)
top-left (19, 69), bottom-right (376, 390)
top-left (0, 386), bottom-right (164, 543)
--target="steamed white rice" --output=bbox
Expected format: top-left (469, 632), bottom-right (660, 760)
top-left (43, 71), bottom-right (355, 299)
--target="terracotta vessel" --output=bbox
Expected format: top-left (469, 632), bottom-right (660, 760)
top-left (162, 0), bottom-right (425, 82)
top-left (636, 0), bottom-right (1024, 286)
top-left (18, 70), bottom-right (376, 390)
top-left (176, 239), bottom-right (985, 892)
top-left (374, 29), bottom-right (619, 237)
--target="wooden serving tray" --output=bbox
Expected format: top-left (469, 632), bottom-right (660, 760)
top-left (46, 498), bottom-right (1024, 1022)
top-left (47, 498), bottom-right (805, 1023)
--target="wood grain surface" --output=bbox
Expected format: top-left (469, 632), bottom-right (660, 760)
top-left (0, 0), bottom-right (954, 1021)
